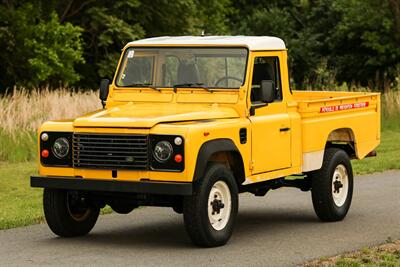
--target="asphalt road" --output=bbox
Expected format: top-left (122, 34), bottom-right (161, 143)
top-left (0, 171), bottom-right (399, 267)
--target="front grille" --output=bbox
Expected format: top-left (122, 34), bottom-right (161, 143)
top-left (73, 133), bottom-right (149, 170)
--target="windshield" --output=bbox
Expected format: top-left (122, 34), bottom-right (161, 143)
top-left (116, 47), bottom-right (248, 89)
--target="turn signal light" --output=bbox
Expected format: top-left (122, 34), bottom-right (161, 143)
top-left (41, 149), bottom-right (49, 158)
top-left (174, 154), bottom-right (183, 163)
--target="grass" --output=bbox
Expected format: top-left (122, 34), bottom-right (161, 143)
top-left (0, 162), bottom-right (112, 230)
top-left (352, 130), bottom-right (400, 175)
top-left (0, 88), bottom-right (100, 162)
top-left (302, 240), bottom-right (400, 267)
top-left (0, 87), bottom-right (100, 134)
top-left (0, 130), bottom-right (36, 162)
top-left (0, 162), bottom-right (42, 229)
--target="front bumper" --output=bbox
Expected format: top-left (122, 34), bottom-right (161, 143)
top-left (30, 176), bottom-right (193, 196)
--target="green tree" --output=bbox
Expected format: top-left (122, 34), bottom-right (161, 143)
top-left (0, 0), bottom-right (233, 90)
top-left (193, 0), bottom-right (233, 35)
top-left (56, 0), bottom-right (232, 87)
top-left (136, 0), bottom-right (232, 36)
top-left (327, 0), bottom-right (400, 91)
top-left (55, 0), bottom-right (145, 85)
top-left (229, 0), bottom-right (324, 88)
top-left (230, 0), bottom-right (400, 90)
top-left (2, 0), bottom-right (398, 91)
top-left (0, 2), bottom-right (84, 89)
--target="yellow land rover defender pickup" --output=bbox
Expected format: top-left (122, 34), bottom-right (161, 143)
top-left (31, 36), bottom-right (380, 247)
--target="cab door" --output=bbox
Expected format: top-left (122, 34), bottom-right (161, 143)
top-left (249, 53), bottom-right (291, 174)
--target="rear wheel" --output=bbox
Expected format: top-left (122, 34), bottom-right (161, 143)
top-left (43, 189), bottom-right (100, 237)
top-left (310, 148), bottom-right (354, 221)
top-left (183, 164), bottom-right (238, 247)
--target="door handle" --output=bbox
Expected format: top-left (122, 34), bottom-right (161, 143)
top-left (280, 127), bottom-right (290, 132)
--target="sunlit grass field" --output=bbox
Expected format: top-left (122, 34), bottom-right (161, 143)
top-left (0, 162), bottom-right (112, 230)
top-left (353, 130), bottom-right (400, 174)
top-left (0, 88), bottom-right (399, 230)
top-left (0, 162), bottom-right (41, 229)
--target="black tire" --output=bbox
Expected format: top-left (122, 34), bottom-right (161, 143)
top-left (183, 163), bottom-right (238, 247)
top-left (310, 148), bottom-right (354, 221)
top-left (43, 189), bottom-right (100, 237)
top-left (172, 202), bottom-right (183, 214)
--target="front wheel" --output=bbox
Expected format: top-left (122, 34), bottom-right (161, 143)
top-left (310, 148), bottom-right (354, 221)
top-left (183, 164), bottom-right (238, 247)
top-left (43, 189), bottom-right (100, 237)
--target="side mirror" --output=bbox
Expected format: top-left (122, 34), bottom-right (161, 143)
top-left (259, 80), bottom-right (275, 103)
top-left (99, 79), bottom-right (110, 108)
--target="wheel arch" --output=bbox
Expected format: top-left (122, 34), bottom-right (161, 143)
top-left (193, 138), bottom-right (245, 186)
top-left (326, 128), bottom-right (357, 159)
top-left (303, 128), bottom-right (357, 173)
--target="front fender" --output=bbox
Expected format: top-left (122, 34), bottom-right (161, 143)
top-left (193, 138), bottom-right (244, 183)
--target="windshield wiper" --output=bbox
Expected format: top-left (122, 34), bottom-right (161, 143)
top-left (124, 83), bottom-right (161, 92)
top-left (172, 83), bottom-right (212, 93)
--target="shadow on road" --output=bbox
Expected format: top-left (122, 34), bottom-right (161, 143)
top-left (37, 206), bottom-right (320, 249)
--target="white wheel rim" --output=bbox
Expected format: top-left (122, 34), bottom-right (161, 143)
top-left (332, 164), bottom-right (349, 207)
top-left (208, 180), bottom-right (232, 231)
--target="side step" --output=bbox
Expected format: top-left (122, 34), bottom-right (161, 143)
top-left (239, 177), bottom-right (311, 196)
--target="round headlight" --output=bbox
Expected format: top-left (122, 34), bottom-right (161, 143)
top-left (52, 137), bottom-right (70, 159)
top-left (154, 141), bottom-right (173, 162)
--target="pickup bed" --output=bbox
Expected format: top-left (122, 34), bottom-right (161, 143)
top-left (31, 36), bottom-right (380, 247)
top-left (294, 91), bottom-right (380, 163)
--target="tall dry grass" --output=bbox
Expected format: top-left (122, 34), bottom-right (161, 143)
top-left (383, 90), bottom-right (400, 116)
top-left (0, 88), bottom-right (100, 161)
top-left (1, 87), bottom-right (398, 134)
top-left (0, 88), bottom-right (100, 134)
top-left (381, 90), bottom-right (400, 131)
top-left (0, 86), bottom-right (399, 162)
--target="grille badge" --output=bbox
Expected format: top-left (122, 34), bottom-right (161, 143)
top-left (126, 156), bottom-right (134, 162)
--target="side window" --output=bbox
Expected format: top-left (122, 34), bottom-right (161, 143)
top-left (250, 57), bottom-right (282, 103)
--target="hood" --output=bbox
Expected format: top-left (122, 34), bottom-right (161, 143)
top-left (73, 103), bottom-right (239, 128)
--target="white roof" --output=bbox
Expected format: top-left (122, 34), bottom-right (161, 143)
top-left (126, 36), bottom-right (286, 51)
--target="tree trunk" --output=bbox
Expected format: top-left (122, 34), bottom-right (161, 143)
top-left (389, 0), bottom-right (400, 42)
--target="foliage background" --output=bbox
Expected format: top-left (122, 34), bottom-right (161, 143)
top-left (0, 0), bottom-right (399, 92)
